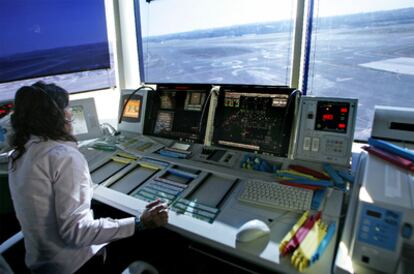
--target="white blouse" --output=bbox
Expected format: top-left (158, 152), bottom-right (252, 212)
top-left (8, 136), bottom-right (135, 274)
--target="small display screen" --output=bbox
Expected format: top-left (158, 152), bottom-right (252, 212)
top-left (123, 99), bottom-right (141, 119)
top-left (154, 111), bottom-right (174, 134)
top-left (160, 92), bottom-right (176, 109)
top-left (367, 209), bottom-right (382, 219)
top-left (184, 91), bottom-right (206, 111)
top-left (71, 105), bottom-right (88, 135)
top-left (315, 101), bottom-right (350, 133)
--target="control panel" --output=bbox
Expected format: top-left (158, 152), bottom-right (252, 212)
top-left (356, 203), bottom-right (401, 251)
top-left (294, 96), bottom-right (357, 166)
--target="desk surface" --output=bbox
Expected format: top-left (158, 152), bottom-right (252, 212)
top-left (89, 136), bottom-right (347, 274)
top-left (0, 135), bottom-right (349, 273)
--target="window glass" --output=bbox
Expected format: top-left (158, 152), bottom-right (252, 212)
top-left (137, 0), bottom-right (295, 85)
top-left (0, 0), bottom-right (115, 101)
top-left (307, 0), bottom-right (414, 140)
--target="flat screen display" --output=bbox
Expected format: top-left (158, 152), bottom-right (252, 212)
top-left (123, 99), bottom-right (141, 119)
top-left (143, 84), bottom-right (211, 143)
top-left (212, 85), bottom-right (295, 157)
top-left (71, 105), bottom-right (88, 135)
top-left (120, 94), bottom-right (143, 123)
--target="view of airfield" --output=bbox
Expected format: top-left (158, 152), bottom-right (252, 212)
top-left (0, 0), bottom-right (113, 101)
top-left (142, 8), bottom-right (414, 140)
top-left (1, 5), bottom-right (413, 141)
top-left (0, 43), bottom-right (115, 100)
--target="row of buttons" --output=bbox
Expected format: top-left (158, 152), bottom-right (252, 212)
top-left (303, 136), bottom-right (320, 152)
top-left (303, 137), bottom-right (346, 155)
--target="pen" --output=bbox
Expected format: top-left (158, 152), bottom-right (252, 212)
top-left (291, 220), bottom-right (327, 271)
top-left (283, 169), bottom-right (318, 180)
top-left (311, 222), bottom-right (336, 264)
top-left (337, 170), bottom-right (354, 183)
top-left (288, 165), bottom-right (331, 180)
top-left (279, 211), bottom-right (309, 255)
top-left (276, 171), bottom-right (333, 187)
top-left (278, 177), bottom-right (333, 187)
top-left (282, 211), bottom-right (321, 256)
top-left (278, 180), bottom-right (322, 190)
top-left (368, 137), bottom-right (414, 162)
top-left (323, 163), bottom-right (344, 187)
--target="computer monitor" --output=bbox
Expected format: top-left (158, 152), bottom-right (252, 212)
top-left (143, 83), bottom-right (212, 143)
top-left (118, 88), bottom-right (156, 134)
top-left (121, 95), bottom-right (142, 122)
top-left (212, 85), bottom-right (297, 157)
top-left (69, 97), bottom-right (102, 141)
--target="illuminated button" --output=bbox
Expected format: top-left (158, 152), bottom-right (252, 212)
top-left (341, 107), bottom-right (348, 113)
top-left (311, 138), bottom-right (320, 152)
top-left (303, 137), bottom-right (311, 151)
top-left (323, 114), bottom-right (334, 121)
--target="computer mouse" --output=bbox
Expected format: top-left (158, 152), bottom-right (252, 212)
top-left (236, 219), bottom-right (270, 242)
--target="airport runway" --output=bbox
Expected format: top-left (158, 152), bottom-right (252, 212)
top-left (1, 21), bottom-right (413, 141)
top-left (143, 23), bottom-right (414, 140)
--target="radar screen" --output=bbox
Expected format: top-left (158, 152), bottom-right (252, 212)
top-left (144, 84), bottom-right (212, 143)
top-left (212, 85), bottom-right (296, 157)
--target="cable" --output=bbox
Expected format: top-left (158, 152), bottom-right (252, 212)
top-left (118, 85), bottom-right (155, 124)
top-left (101, 122), bottom-right (119, 136)
top-left (279, 89), bottom-right (302, 150)
top-left (31, 84), bottom-right (65, 117)
top-left (198, 85), bottom-right (219, 134)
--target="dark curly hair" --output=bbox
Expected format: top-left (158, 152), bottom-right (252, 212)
top-left (10, 81), bottom-right (77, 166)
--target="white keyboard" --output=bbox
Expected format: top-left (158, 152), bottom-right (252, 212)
top-left (239, 179), bottom-right (313, 211)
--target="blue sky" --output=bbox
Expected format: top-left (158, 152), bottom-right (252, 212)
top-left (0, 0), bottom-right (108, 57)
top-left (140, 0), bottom-right (414, 36)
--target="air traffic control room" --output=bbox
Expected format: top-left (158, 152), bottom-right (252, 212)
top-left (0, 1), bottom-right (413, 273)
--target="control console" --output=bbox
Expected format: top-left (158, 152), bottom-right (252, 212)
top-left (294, 97), bottom-right (357, 166)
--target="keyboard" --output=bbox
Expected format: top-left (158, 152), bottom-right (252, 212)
top-left (239, 179), bottom-right (313, 211)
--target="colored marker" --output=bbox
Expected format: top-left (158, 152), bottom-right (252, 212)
top-left (311, 222), bottom-right (336, 264)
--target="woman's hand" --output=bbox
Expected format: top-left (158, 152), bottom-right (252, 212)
top-left (139, 199), bottom-right (169, 229)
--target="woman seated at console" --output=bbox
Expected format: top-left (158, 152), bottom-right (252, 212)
top-left (8, 81), bottom-right (168, 274)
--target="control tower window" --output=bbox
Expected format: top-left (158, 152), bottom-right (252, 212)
top-left (0, 0), bottom-right (114, 101)
top-left (307, 0), bottom-right (414, 140)
top-left (136, 0), bottom-right (295, 86)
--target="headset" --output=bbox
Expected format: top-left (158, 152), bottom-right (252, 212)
top-left (30, 83), bottom-right (67, 117)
